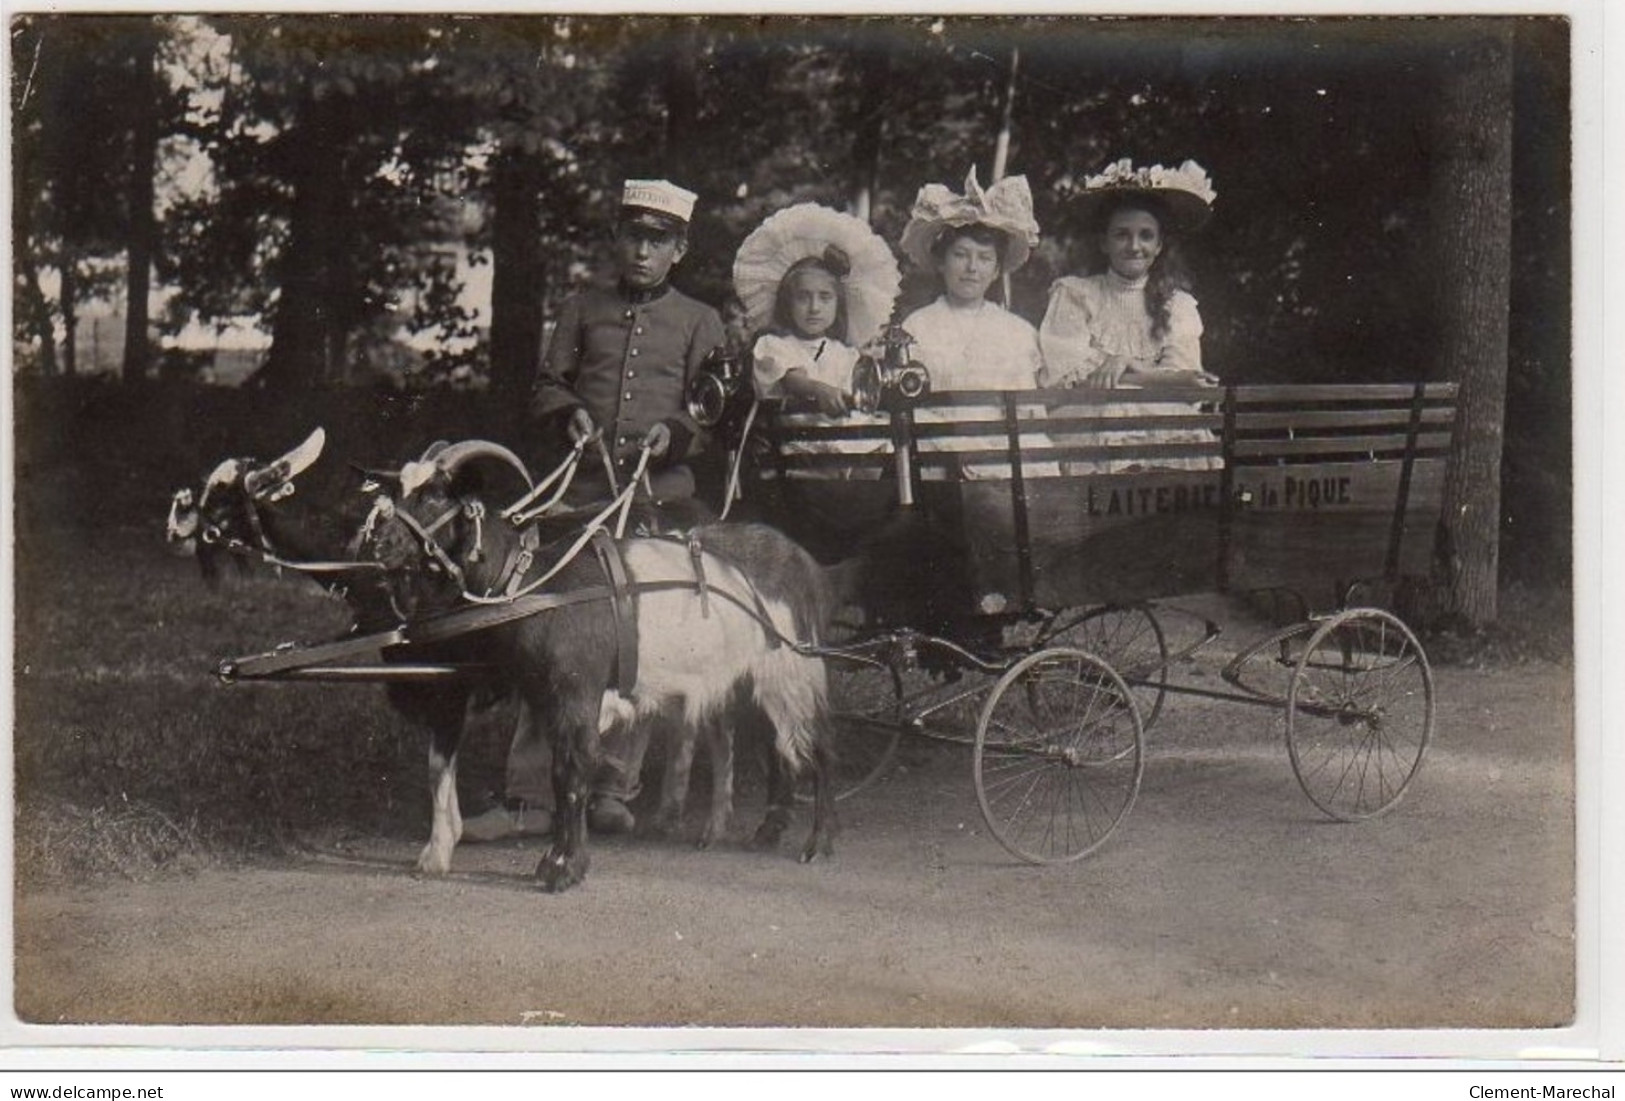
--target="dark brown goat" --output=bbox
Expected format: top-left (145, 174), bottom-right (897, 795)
top-left (357, 444), bottom-right (839, 892)
top-left (166, 430), bottom-right (518, 875)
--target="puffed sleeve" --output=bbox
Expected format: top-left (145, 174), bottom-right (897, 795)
top-left (1037, 279), bottom-right (1109, 387)
top-left (531, 294), bottom-right (586, 422)
top-left (751, 334), bottom-right (792, 398)
top-left (1152, 291), bottom-right (1204, 373)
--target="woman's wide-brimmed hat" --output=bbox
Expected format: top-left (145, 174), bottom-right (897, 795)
top-left (732, 203), bottom-right (902, 347)
top-left (898, 167), bottom-right (1041, 274)
top-left (1072, 158), bottom-right (1217, 235)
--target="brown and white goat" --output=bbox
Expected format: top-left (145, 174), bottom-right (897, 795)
top-left (170, 432), bottom-right (526, 870)
top-left (358, 443), bottom-right (839, 892)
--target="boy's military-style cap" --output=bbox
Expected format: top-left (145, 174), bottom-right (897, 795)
top-left (620, 179), bottom-right (698, 235)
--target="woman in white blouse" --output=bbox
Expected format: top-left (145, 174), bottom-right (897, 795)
top-left (897, 168), bottom-right (1054, 480)
top-left (1038, 159), bottom-right (1222, 473)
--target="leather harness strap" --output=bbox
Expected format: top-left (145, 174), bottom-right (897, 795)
top-left (490, 526), bottom-right (540, 598)
top-left (687, 533), bottom-right (711, 618)
top-left (591, 529), bottom-right (640, 695)
top-left (405, 586), bottom-right (614, 645)
top-left (673, 533), bottom-right (785, 650)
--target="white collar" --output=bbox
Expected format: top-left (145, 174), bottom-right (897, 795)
top-left (1104, 270), bottom-right (1150, 291)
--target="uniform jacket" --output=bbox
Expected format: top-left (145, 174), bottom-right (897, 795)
top-left (533, 283), bottom-right (725, 501)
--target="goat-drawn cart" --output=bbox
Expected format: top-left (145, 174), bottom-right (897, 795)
top-left (730, 374), bottom-right (1456, 864)
top-left (205, 366), bottom-right (1455, 870)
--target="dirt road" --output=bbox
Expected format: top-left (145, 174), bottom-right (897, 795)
top-left (13, 643), bottom-right (1575, 1035)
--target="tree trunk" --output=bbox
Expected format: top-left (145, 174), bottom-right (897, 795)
top-left (13, 224), bottom-right (59, 376)
top-left (60, 255), bottom-right (78, 377)
top-left (122, 27), bottom-right (160, 383)
top-left (1431, 24), bottom-right (1515, 627)
top-left (259, 90), bottom-right (352, 392)
top-left (488, 145), bottom-right (546, 431)
top-left (849, 44), bottom-right (891, 223)
top-left (662, 20), bottom-right (700, 184)
top-left (991, 47), bottom-right (1020, 182)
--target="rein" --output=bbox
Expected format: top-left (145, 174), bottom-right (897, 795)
top-left (206, 479), bottom-right (386, 576)
top-left (414, 442), bottom-right (657, 606)
top-left (719, 398), bottom-right (762, 522)
top-left (361, 438), bottom-right (823, 661)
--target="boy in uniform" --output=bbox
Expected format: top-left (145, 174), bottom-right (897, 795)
top-left (531, 178), bottom-right (725, 518)
top-left (465, 179), bottom-right (725, 841)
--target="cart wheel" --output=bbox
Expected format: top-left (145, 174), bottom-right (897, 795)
top-left (974, 648), bottom-right (1144, 864)
top-left (805, 651), bottom-right (903, 803)
top-left (1040, 604), bottom-right (1169, 731)
top-left (1286, 607), bottom-right (1434, 821)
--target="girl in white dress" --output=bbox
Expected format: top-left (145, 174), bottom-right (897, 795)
top-left (751, 251), bottom-right (864, 415)
top-left (1038, 159), bottom-right (1222, 473)
top-left (733, 203), bottom-right (901, 477)
top-left (896, 168), bottom-right (1055, 480)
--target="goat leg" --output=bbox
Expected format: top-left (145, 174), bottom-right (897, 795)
top-left (404, 684), bottom-right (469, 877)
top-left (798, 725), bottom-right (839, 864)
top-left (698, 717), bottom-right (734, 850)
top-left (535, 704), bottom-right (594, 893)
top-left (652, 719), bottom-right (697, 840)
top-left (751, 744), bottom-right (794, 851)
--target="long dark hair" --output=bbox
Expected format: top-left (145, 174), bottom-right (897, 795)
top-left (1086, 194), bottom-right (1193, 340)
top-left (770, 247), bottom-right (852, 342)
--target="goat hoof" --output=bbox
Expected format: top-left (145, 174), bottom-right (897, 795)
top-left (415, 845), bottom-right (452, 877)
top-left (534, 847), bottom-right (587, 893)
top-left (697, 816), bottom-right (731, 851)
top-left (750, 823), bottom-right (785, 851)
top-left (798, 836), bottom-right (834, 864)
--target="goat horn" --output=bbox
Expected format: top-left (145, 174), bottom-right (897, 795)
top-left (432, 439), bottom-right (534, 490)
top-left (244, 428), bottom-right (327, 498)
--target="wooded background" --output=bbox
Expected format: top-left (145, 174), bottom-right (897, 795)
top-left (8, 13), bottom-right (1571, 622)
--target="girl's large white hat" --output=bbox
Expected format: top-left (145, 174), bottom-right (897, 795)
top-left (1072, 158), bottom-right (1217, 234)
top-left (898, 167), bottom-right (1041, 274)
top-left (732, 203), bottom-right (902, 347)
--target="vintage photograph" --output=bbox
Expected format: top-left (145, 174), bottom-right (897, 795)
top-left (7, 10), bottom-right (1581, 1043)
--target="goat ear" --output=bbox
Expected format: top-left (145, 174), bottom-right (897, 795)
top-left (399, 459), bottom-right (438, 499)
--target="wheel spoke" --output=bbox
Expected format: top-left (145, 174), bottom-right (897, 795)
top-left (974, 648), bottom-right (1143, 863)
top-left (1286, 609), bottom-right (1433, 821)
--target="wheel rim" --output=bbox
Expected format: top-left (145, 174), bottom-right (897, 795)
top-left (1039, 605), bottom-right (1169, 731)
top-left (974, 648), bottom-right (1144, 864)
top-left (1286, 608), bottom-right (1434, 820)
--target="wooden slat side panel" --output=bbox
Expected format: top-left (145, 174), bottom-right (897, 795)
top-left (1223, 460), bottom-right (1446, 602)
top-left (775, 452), bottom-right (896, 470)
top-left (1234, 407), bottom-right (1457, 432)
top-left (910, 442), bottom-right (1225, 469)
top-left (1229, 459), bottom-right (1447, 513)
top-left (1231, 431), bottom-right (1454, 459)
top-left (1230, 382), bottom-right (1459, 403)
top-left (959, 476), bottom-right (1227, 606)
top-left (957, 461), bottom-right (1447, 608)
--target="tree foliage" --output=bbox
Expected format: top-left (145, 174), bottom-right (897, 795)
top-left (10, 13), bottom-right (1571, 595)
